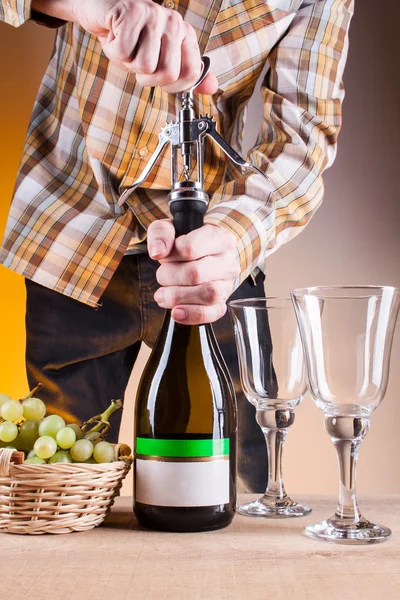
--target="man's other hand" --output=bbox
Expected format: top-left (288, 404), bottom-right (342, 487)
top-left (147, 220), bottom-right (240, 324)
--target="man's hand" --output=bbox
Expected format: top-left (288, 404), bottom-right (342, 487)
top-left (32, 0), bottom-right (218, 94)
top-left (147, 220), bottom-right (240, 324)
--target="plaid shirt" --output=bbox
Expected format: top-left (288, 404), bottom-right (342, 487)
top-left (0, 0), bottom-right (354, 307)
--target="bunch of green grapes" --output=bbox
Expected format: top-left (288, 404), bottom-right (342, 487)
top-left (0, 387), bottom-right (127, 465)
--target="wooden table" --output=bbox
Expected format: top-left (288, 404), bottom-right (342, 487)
top-left (1, 495), bottom-right (399, 600)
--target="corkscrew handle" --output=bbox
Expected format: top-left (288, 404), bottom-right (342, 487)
top-left (183, 56), bottom-right (211, 99)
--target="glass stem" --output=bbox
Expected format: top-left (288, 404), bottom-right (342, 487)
top-left (333, 438), bottom-right (362, 521)
top-left (326, 416), bottom-right (370, 522)
top-left (263, 427), bottom-right (287, 499)
top-left (257, 409), bottom-right (295, 500)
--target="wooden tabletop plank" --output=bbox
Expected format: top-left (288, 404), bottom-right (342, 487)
top-left (1, 495), bottom-right (399, 600)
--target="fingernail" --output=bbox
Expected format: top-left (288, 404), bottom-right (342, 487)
top-left (174, 308), bottom-right (187, 321)
top-left (154, 290), bottom-right (165, 307)
top-left (149, 239), bottom-right (166, 257)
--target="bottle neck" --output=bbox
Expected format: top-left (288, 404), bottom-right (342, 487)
top-left (156, 312), bottom-right (218, 363)
top-left (162, 196), bottom-right (211, 337)
top-left (169, 198), bottom-right (207, 237)
top-left (163, 310), bottom-right (213, 334)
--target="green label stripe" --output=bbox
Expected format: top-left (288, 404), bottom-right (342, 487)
top-left (136, 438), bottom-right (229, 458)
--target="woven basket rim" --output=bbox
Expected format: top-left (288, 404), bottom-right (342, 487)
top-left (6, 458), bottom-right (132, 472)
top-left (13, 458), bottom-right (132, 467)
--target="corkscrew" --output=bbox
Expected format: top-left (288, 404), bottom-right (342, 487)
top-left (118, 56), bottom-right (269, 224)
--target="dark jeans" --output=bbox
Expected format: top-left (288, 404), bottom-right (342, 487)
top-left (25, 254), bottom-right (267, 492)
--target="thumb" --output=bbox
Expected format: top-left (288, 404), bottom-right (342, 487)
top-left (147, 219), bottom-right (176, 260)
top-left (195, 71), bottom-right (219, 95)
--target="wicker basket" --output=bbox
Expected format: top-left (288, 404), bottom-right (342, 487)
top-left (0, 447), bottom-right (132, 534)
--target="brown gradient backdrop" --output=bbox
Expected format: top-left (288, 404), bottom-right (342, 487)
top-left (0, 1), bottom-right (399, 497)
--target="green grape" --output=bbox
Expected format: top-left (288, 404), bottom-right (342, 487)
top-left (13, 434), bottom-right (28, 451)
top-left (66, 423), bottom-right (83, 440)
top-left (70, 439), bottom-right (93, 462)
top-left (1, 400), bottom-right (23, 422)
top-left (0, 393), bottom-right (13, 407)
top-left (84, 431), bottom-right (102, 442)
top-left (25, 456), bottom-right (46, 465)
top-left (49, 450), bottom-right (73, 463)
top-left (26, 450), bottom-right (37, 459)
top-left (0, 421), bottom-right (19, 443)
top-left (5, 446), bottom-right (17, 451)
top-left (19, 420), bottom-right (39, 449)
top-left (34, 435), bottom-right (58, 459)
top-left (84, 458), bottom-right (97, 464)
top-left (56, 427), bottom-right (76, 449)
top-left (38, 415), bottom-right (66, 439)
top-left (93, 441), bottom-right (115, 463)
top-left (22, 397), bottom-right (46, 421)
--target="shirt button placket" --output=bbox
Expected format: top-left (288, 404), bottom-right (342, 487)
top-left (134, 1), bottom-right (176, 171)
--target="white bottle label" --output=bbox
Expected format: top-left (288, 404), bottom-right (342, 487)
top-left (135, 458), bottom-right (230, 507)
top-left (135, 438), bottom-right (230, 507)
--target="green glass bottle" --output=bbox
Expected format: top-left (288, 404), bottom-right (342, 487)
top-left (134, 199), bottom-right (237, 532)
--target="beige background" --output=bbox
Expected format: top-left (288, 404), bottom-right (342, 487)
top-left (0, 0), bottom-right (399, 497)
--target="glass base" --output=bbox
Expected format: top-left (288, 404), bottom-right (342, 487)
top-left (305, 515), bottom-right (392, 544)
top-left (239, 495), bottom-right (312, 519)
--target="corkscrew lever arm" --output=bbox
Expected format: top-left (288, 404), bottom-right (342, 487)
top-left (118, 133), bottom-right (170, 206)
top-left (204, 121), bottom-right (270, 182)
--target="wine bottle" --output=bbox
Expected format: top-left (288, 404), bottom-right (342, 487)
top-left (134, 198), bottom-right (237, 532)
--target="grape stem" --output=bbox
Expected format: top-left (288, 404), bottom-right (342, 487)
top-left (80, 399), bottom-right (123, 437)
top-left (20, 383), bottom-right (44, 401)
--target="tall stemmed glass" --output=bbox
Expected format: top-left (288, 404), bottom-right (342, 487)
top-left (291, 286), bottom-right (400, 543)
top-left (229, 298), bottom-right (312, 518)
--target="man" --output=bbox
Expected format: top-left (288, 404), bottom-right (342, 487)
top-left (0, 0), bottom-right (353, 490)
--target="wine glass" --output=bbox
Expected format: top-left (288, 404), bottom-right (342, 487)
top-left (291, 285), bottom-right (400, 544)
top-left (228, 298), bottom-right (312, 518)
